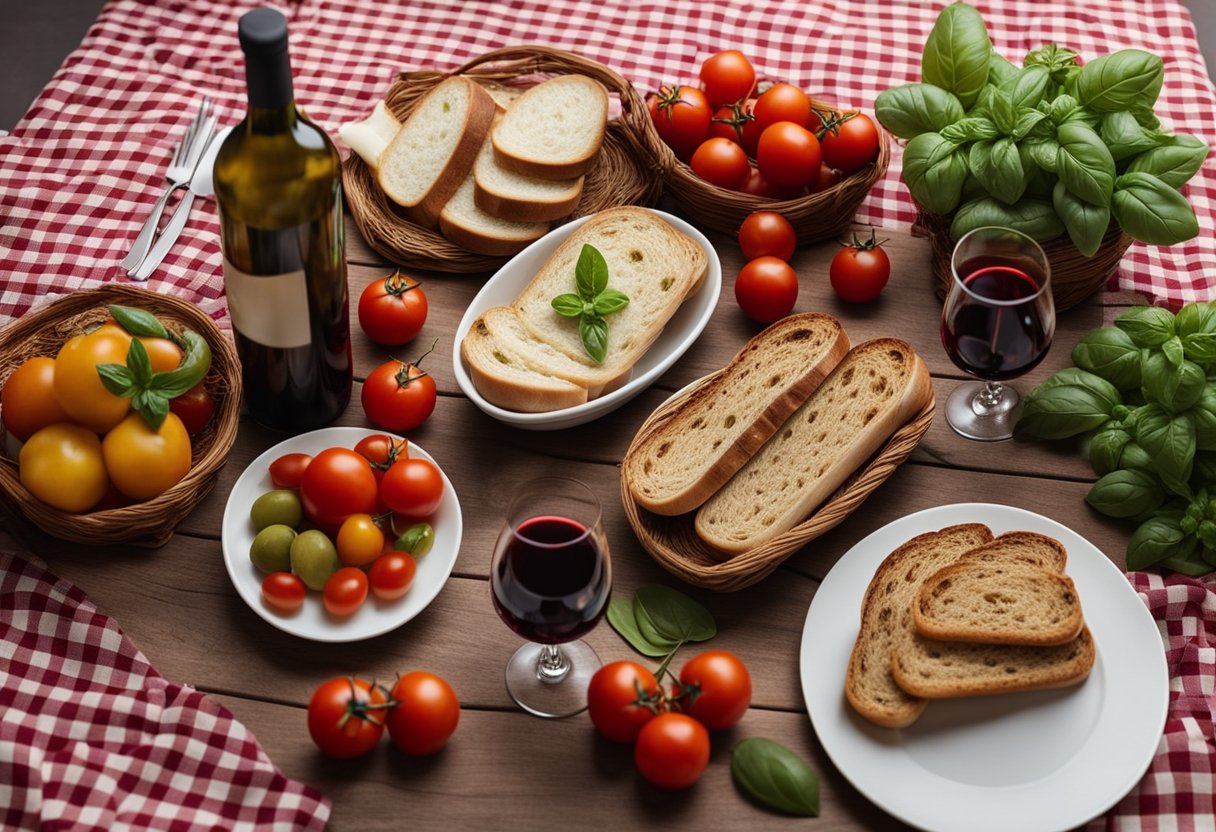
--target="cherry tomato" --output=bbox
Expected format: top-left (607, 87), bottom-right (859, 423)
top-left (699, 50), bottom-right (756, 107)
top-left (353, 434), bottom-right (408, 479)
top-left (19, 423), bottom-right (109, 512)
top-left (2, 357), bottom-right (72, 442)
top-left (358, 270), bottom-right (428, 346)
top-left (738, 211), bottom-right (797, 261)
top-left (336, 513), bottom-right (385, 567)
top-left (385, 671), bottom-right (460, 755)
top-left (101, 412), bottom-right (192, 501)
top-left (648, 85), bottom-right (712, 154)
top-left (675, 650), bottom-right (752, 731)
top-left (830, 230), bottom-right (892, 303)
top-left (168, 381), bottom-right (215, 435)
top-left (362, 353), bottom-right (437, 433)
top-left (814, 165), bottom-right (845, 193)
top-left (690, 137), bottom-right (751, 190)
top-left (587, 660), bottom-right (664, 743)
top-left (323, 566), bottom-right (369, 616)
top-left (735, 257), bottom-right (799, 323)
top-left (819, 111), bottom-right (880, 174)
top-left (53, 331), bottom-right (131, 434)
top-left (380, 457), bottom-right (444, 518)
top-left (738, 166), bottom-right (796, 199)
top-left (137, 337), bottom-right (183, 373)
top-left (299, 447), bottom-right (378, 527)
top-left (756, 121), bottom-right (821, 190)
top-left (634, 713), bottom-right (710, 789)
top-left (268, 453), bottom-right (312, 489)
top-left (753, 82), bottom-right (814, 130)
top-left (261, 571), bottom-right (306, 614)
top-left (307, 677), bottom-right (388, 759)
top-left (369, 550), bottom-right (417, 600)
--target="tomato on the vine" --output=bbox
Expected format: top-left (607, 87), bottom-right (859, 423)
top-left (752, 82), bottom-right (814, 131)
top-left (1, 357), bottom-right (72, 442)
top-left (675, 650), bottom-right (752, 731)
top-left (699, 50), bottom-right (756, 107)
top-left (830, 229), bottom-right (891, 303)
top-left (738, 211), bottom-right (796, 261)
top-left (261, 572), bottom-right (306, 614)
top-left (361, 346), bottom-right (437, 433)
top-left (369, 551), bottom-right (416, 600)
top-left (323, 566), bottom-right (369, 616)
top-left (358, 270), bottom-right (428, 346)
top-left (648, 85), bottom-right (712, 154)
top-left (587, 660), bottom-right (664, 743)
top-left (169, 381), bottom-right (215, 435)
top-left (735, 256), bottom-right (799, 323)
top-left (269, 453), bottom-right (312, 489)
top-left (690, 137), bottom-right (750, 190)
top-left (380, 457), bottom-right (444, 518)
top-left (299, 447), bottom-right (378, 527)
top-left (634, 713), bottom-right (710, 789)
top-left (756, 121), bottom-right (821, 191)
top-left (385, 672), bottom-right (460, 755)
top-left (353, 433), bottom-right (408, 480)
top-left (708, 102), bottom-right (762, 156)
top-left (819, 111), bottom-right (880, 174)
top-left (307, 677), bottom-right (388, 759)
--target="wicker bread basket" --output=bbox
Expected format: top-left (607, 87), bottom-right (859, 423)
top-left (0, 285), bottom-right (241, 548)
top-left (621, 373), bottom-right (934, 592)
top-left (343, 46), bottom-right (662, 273)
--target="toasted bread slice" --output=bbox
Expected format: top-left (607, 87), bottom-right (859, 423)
top-left (491, 75), bottom-right (608, 180)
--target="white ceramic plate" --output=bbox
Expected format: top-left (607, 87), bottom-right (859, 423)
top-left (452, 209), bottom-right (722, 430)
top-left (800, 503), bottom-right (1167, 832)
top-left (221, 427), bottom-right (462, 642)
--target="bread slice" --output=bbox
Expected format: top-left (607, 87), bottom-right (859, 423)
top-left (912, 559), bottom-right (1084, 646)
top-left (438, 162), bottom-right (550, 257)
top-left (511, 207), bottom-right (707, 373)
top-left (844, 524), bottom-right (996, 729)
top-left (491, 76), bottom-right (609, 180)
top-left (623, 314), bottom-right (850, 516)
top-left (957, 531), bottom-right (1067, 572)
top-left (378, 76), bottom-right (497, 228)
top-left (694, 339), bottom-right (932, 555)
top-left (458, 316), bottom-right (589, 412)
top-left (474, 150), bottom-right (584, 223)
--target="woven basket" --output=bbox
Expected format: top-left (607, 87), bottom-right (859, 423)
top-left (913, 209), bottom-right (1133, 313)
top-left (639, 98), bottom-right (892, 240)
top-left (0, 285), bottom-right (241, 548)
top-left (343, 46), bottom-right (662, 273)
top-left (620, 373), bottom-right (935, 592)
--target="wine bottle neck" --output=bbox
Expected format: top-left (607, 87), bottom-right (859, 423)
top-left (245, 48), bottom-right (294, 110)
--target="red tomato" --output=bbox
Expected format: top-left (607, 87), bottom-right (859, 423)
top-left (675, 650), bottom-right (752, 731)
top-left (756, 122), bottom-right (821, 190)
top-left (168, 381), bottom-right (215, 435)
top-left (814, 165), bottom-right (845, 193)
top-left (752, 83), bottom-right (813, 130)
top-left (307, 677), bottom-right (388, 759)
top-left (735, 257), bottom-right (799, 323)
top-left (323, 567), bottom-right (369, 616)
top-left (690, 137), bottom-right (751, 190)
top-left (699, 50), bottom-right (756, 107)
top-left (358, 270), bottom-right (428, 346)
top-left (261, 571), bottom-right (306, 614)
top-left (830, 230), bottom-right (891, 303)
top-left (738, 166), bottom-right (797, 199)
top-left (380, 457), bottom-right (444, 518)
top-left (634, 713), bottom-right (710, 789)
top-left (299, 447), bottom-right (378, 526)
top-left (385, 672), bottom-right (460, 755)
top-left (353, 433), bottom-right (408, 479)
top-left (587, 660), bottom-right (664, 743)
top-left (268, 453), bottom-right (312, 489)
top-left (738, 211), bottom-right (796, 261)
top-left (369, 551), bottom-right (417, 601)
top-left (820, 111), bottom-right (880, 174)
top-left (362, 358), bottom-right (437, 433)
top-left (648, 85), bottom-right (712, 154)
top-left (1, 357), bottom-right (72, 442)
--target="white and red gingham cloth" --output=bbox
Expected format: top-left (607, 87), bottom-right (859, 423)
top-left (0, 550), bottom-right (329, 830)
top-left (0, 0), bottom-right (1215, 321)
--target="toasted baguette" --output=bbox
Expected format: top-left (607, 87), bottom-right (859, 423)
top-left (844, 524), bottom-right (996, 729)
top-left (377, 77), bottom-right (496, 228)
top-left (491, 76), bottom-right (608, 180)
top-left (623, 314), bottom-right (850, 516)
top-left (694, 339), bottom-right (932, 554)
top-left (439, 156), bottom-right (550, 257)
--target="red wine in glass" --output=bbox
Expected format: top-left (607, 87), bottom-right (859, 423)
top-left (942, 259), bottom-right (1053, 381)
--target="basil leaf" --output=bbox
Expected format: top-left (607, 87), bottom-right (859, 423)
top-left (1002, 65), bottom-right (1052, 108)
top-left (108, 304), bottom-right (172, 340)
top-left (1076, 49), bottom-right (1164, 112)
top-left (1187, 334), bottom-right (1216, 367)
top-left (940, 116), bottom-right (998, 143)
top-left (1162, 335), bottom-right (1186, 367)
top-left (1127, 512), bottom-right (1188, 569)
top-left (969, 138), bottom-right (1024, 204)
top-left (1175, 302), bottom-right (1216, 339)
top-left (1191, 386), bottom-right (1216, 451)
top-left (145, 330), bottom-right (211, 400)
top-left (606, 598), bottom-right (676, 657)
top-left (1048, 94), bottom-right (1081, 126)
top-left (95, 362), bottom-right (138, 398)
top-left (902, 132), bottom-right (968, 214)
top-left (1115, 306), bottom-right (1176, 347)
top-left (1072, 326), bottom-right (1142, 390)
top-left (988, 87), bottom-right (1017, 135)
top-left (140, 392), bottom-right (171, 433)
top-left (950, 196), bottom-right (1063, 243)
top-left (1112, 172), bottom-right (1200, 245)
top-left (731, 738), bottom-right (819, 817)
top-left (1089, 426), bottom-right (1132, 476)
top-left (1057, 122), bottom-right (1116, 207)
top-left (575, 244), bottom-right (608, 299)
top-left (1194, 451), bottom-right (1216, 483)
top-left (1120, 440), bottom-right (1155, 472)
top-left (1087, 468), bottom-right (1165, 518)
top-left (593, 289), bottom-right (629, 316)
top-left (921, 2), bottom-right (992, 109)
top-left (551, 293), bottom-right (584, 318)
top-left (1125, 133), bottom-right (1210, 188)
top-left (1033, 367), bottom-right (1123, 410)
top-left (1026, 138), bottom-right (1060, 172)
top-left (579, 314), bottom-right (609, 363)
top-left (1053, 180), bottom-right (1110, 257)
top-left (633, 584), bottom-right (716, 643)
top-left (874, 83), bottom-right (965, 139)
top-left (1025, 43), bottom-right (1081, 85)
top-left (987, 50), bottom-right (1019, 86)
top-left (1142, 352), bottom-right (1205, 413)
top-left (1136, 405), bottom-right (1196, 486)
top-left (1161, 551), bottom-right (1211, 576)
top-left (125, 337), bottom-right (153, 387)
top-left (1100, 111), bottom-right (1168, 161)
top-left (1012, 108), bottom-right (1049, 140)
top-left (1015, 384), bottom-right (1115, 439)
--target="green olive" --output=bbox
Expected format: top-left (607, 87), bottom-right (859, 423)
top-left (393, 522), bottom-right (435, 557)
top-left (249, 524), bottom-right (296, 574)
top-left (250, 489), bottom-right (303, 531)
top-left (290, 529), bottom-right (341, 591)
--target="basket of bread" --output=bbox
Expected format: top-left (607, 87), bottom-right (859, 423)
top-left (620, 313), bottom-right (934, 591)
top-left (341, 46), bottom-right (662, 273)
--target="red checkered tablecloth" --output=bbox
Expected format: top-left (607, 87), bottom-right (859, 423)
top-left (0, 0), bottom-right (1214, 322)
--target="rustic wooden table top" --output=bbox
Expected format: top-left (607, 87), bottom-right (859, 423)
top-left (1, 215), bottom-right (1142, 831)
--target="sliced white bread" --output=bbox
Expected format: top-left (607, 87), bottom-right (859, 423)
top-left (474, 155), bottom-right (584, 223)
top-left (491, 75), bottom-right (609, 180)
top-left (438, 162), bottom-right (550, 257)
top-left (844, 524), bottom-right (996, 729)
top-left (338, 100), bottom-right (401, 170)
top-left (377, 76), bottom-right (497, 228)
top-left (458, 317), bottom-right (589, 413)
top-left (622, 314), bottom-right (851, 517)
top-left (694, 339), bottom-right (933, 555)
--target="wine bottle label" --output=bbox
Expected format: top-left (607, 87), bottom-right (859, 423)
top-left (223, 257), bottom-right (313, 348)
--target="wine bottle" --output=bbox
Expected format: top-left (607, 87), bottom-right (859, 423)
top-left (213, 7), bottom-right (352, 432)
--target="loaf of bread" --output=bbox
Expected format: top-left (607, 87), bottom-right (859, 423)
top-left (694, 339), bottom-right (932, 555)
top-left (623, 314), bottom-right (850, 517)
top-left (491, 75), bottom-right (609, 180)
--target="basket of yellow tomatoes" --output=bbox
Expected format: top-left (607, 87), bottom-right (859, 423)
top-left (0, 284), bottom-right (241, 547)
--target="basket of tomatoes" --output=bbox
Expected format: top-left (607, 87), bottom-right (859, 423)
top-left (0, 284), bottom-right (241, 548)
top-left (641, 50), bottom-right (891, 240)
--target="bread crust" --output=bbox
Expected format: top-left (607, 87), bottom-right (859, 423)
top-left (473, 177), bottom-right (584, 223)
top-left (459, 327), bottom-right (588, 412)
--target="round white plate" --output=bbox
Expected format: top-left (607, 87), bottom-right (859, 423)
top-left (800, 503), bottom-right (1167, 832)
top-left (221, 427), bottom-right (462, 642)
top-left (452, 208), bottom-right (722, 431)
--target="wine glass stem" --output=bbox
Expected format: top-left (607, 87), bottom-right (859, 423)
top-left (976, 381), bottom-right (1005, 411)
top-left (535, 644), bottom-right (571, 684)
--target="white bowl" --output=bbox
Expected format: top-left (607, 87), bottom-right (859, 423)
top-left (452, 209), bottom-right (722, 430)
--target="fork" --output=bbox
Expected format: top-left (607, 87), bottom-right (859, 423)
top-left (119, 97), bottom-right (215, 271)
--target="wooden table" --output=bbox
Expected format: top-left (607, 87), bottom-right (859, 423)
top-left (0, 215), bottom-right (1142, 830)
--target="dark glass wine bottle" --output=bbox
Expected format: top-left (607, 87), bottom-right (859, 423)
top-left (214, 7), bottom-right (352, 432)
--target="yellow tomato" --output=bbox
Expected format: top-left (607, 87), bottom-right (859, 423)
top-left (137, 337), bottom-right (183, 373)
top-left (336, 513), bottom-right (386, 567)
top-left (1, 357), bottom-right (73, 441)
top-left (90, 322), bottom-right (133, 344)
top-left (19, 423), bottom-right (109, 512)
top-left (54, 332), bottom-right (131, 433)
top-left (102, 412), bottom-right (192, 501)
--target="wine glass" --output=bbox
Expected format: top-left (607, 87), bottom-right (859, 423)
top-left (941, 226), bottom-right (1056, 441)
top-left (490, 476), bottom-right (612, 718)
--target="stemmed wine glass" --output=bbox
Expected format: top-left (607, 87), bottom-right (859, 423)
top-left (490, 476), bottom-right (612, 718)
top-left (941, 226), bottom-right (1056, 441)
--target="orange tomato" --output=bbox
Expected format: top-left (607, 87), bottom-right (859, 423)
top-left (101, 412), bottom-right (192, 500)
top-left (19, 423), bottom-right (109, 512)
top-left (1, 357), bottom-right (73, 441)
top-left (54, 332), bottom-right (131, 433)
top-left (137, 337), bottom-right (183, 373)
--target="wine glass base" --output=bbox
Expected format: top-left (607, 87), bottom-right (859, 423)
top-left (945, 381), bottom-right (1021, 441)
top-left (504, 640), bottom-right (601, 718)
